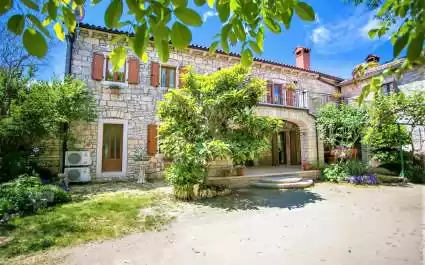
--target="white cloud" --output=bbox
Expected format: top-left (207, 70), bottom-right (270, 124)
top-left (308, 7), bottom-right (387, 55)
top-left (311, 26), bottom-right (331, 44)
top-left (202, 11), bottom-right (218, 22)
top-left (360, 18), bottom-right (380, 39)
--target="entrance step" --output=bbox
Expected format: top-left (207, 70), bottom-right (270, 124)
top-left (251, 179), bottom-right (313, 189)
top-left (258, 176), bottom-right (302, 183)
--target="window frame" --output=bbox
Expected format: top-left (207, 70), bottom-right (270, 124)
top-left (105, 57), bottom-right (127, 83)
top-left (160, 65), bottom-right (176, 88)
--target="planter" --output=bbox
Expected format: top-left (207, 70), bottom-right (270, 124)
top-left (236, 167), bottom-right (245, 176)
top-left (301, 162), bottom-right (312, 171)
top-left (108, 88), bottom-right (120, 95)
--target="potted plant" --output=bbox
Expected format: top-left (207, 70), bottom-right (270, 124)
top-left (233, 153), bottom-right (247, 176)
top-left (107, 84), bottom-right (121, 95)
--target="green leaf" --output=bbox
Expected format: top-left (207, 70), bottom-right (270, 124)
top-left (228, 30), bottom-right (237, 44)
top-left (105, 0), bottom-right (123, 28)
top-left (171, 21), bottom-right (192, 50)
top-left (256, 26), bottom-right (264, 52)
top-left (174, 7), bottom-right (203, 27)
top-left (62, 6), bottom-right (77, 32)
top-left (172, 0), bottom-right (187, 8)
top-left (91, 0), bottom-right (103, 4)
top-left (126, 0), bottom-right (145, 19)
top-left (294, 2), bottom-right (315, 22)
top-left (27, 15), bottom-right (51, 38)
top-left (110, 46), bottom-right (127, 72)
top-left (206, 0), bottom-right (214, 8)
top-left (249, 40), bottom-right (261, 54)
top-left (157, 39), bottom-right (170, 62)
top-left (241, 48), bottom-right (253, 67)
top-left (233, 19), bottom-right (246, 41)
top-left (220, 36), bottom-right (229, 52)
top-left (229, 0), bottom-right (239, 11)
top-left (74, 0), bottom-right (85, 5)
top-left (209, 40), bottom-right (218, 54)
top-left (393, 32), bottom-right (409, 58)
top-left (47, 0), bottom-right (57, 20)
top-left (194, 0), bottom-right (205, 6)
top-left (368, 28), bottom-right (379, 39)
top-left (407, 34), bottom-right (424, 61)
top-left (264, 17), bottom-right (281, 34)
top-left (131, 24), bottom-right (149, 58)
top-left (21, 0), bottom-right (39, 11)
top-left (53, 22), bottom-right (65, 41)
top-left (7, 14), bottom-right (25, 35)
top-left (217, 1), bottom-right (230, 22)
top-left (0, 0), bottom-right (13, 15)
top-left (281, 8), bottom-right (293, 29)
top-left (23, 28), bottom-right (47, 58)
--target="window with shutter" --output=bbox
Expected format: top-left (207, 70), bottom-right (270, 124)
top-left (92, 53), bottom-right (104, 81)
top-left (105, 57), bottom-right (126, 82)
top-left (128, 58), bottom-right (140, 84)
top-left (266, 81), bottom-right (273, 103)
top-left (147, 124), bottom-right (158, 155)
top-left (151, 62), bottom-right (160, 87)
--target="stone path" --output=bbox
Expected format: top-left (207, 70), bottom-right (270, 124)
top-left (41, 183), bottom-right (425, 265)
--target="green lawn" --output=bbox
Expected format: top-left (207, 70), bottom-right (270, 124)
top-left (0, 185), bottom-right (174, 259)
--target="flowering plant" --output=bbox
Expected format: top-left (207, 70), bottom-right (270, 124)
top-left (346, 174), bottom-right (379, 185)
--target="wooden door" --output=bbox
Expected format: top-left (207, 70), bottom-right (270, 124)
top-left (102, 124), bottom-right (123, 172)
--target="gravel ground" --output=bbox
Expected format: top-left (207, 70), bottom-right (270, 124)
top-left (21, 183), bottom-right (425, 265)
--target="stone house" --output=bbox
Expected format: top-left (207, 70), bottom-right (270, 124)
top-left (56, 23), bottom-right (346, 181)
top-left (340, 55), bottom-right (425, 158)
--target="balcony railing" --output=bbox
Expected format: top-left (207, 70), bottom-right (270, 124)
top-left (258, 89), bottom-right (336, 114)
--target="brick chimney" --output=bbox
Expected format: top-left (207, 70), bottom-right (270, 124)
top-left (294, 46), bottom-right (311, 70)
top-left (365, 54), bottom-right (380, 64)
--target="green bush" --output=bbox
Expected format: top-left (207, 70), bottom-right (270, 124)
top-left (322, 163), bottom-right (347, 182)
top-left (407, 164), bottom-right (425, 184)
top-left (0, 175), bottom-right (71, 223)
top-left (343, 159), bottom-right (370, 176)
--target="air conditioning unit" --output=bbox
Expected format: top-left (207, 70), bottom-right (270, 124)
top-left (64, 167), bottom-right (91, 182)
top-left (65, 151), bottom-right (92, 166)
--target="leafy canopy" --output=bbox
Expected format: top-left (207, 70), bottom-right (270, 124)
top-left (316, 103), bottom-right (368, 149)
top-left (158, 65), bottom-right (282, 188)
top-left (1, 0), bottom-right (316, 70)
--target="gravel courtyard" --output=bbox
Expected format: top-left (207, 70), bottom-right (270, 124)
top-left (29, 183), bottom-right (425, 265)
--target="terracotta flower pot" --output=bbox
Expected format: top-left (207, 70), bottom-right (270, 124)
top-left (108, 88), bottom-right (120, 95)
top-left (236, 167), bottom-right (245, 176)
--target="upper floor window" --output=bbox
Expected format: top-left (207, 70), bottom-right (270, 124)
top-left (161, 66), bottom-right (176, 88)
top-left (381, 82), bottom-right (395, 95)
top-left (106, 57), bottom-right (126, 82)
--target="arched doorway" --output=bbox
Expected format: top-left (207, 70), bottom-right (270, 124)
top-left (271, 121), bottom-right (301, 166)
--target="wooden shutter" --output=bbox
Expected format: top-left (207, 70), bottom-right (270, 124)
top-left (147, 124), bottom-right (158, 155)
top-left (286, 89), bottom-right (294, 106)
top-left (266, 81), bottom-right (273, 103)
top-left (92, 53), bottom-right (104, 81)
top-left (151, 62), bottom-right (160, 87)
top-left (179, 66), bottom-right (188, 88)
top-left (128, 58), bottom-right (140, 84)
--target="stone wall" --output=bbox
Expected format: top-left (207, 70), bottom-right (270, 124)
top-left (67, 27), bottom-right (337, 180)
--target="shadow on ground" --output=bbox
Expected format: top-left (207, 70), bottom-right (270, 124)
top-left (196, 187), bottom-right (324, 211)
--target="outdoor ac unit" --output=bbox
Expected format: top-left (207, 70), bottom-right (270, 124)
top-left (64, 167), bottom-right (91, 182)
top-left (65, 151), bottom-right (92, 166)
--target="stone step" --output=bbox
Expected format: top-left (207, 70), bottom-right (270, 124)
top-left (258, 176), bottom-right (302, 183)
top-left (250, 179), bottom-right (314, 189)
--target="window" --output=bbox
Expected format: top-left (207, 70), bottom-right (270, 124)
top-left (381, 82), bottom-right (395, 95)
top-left (105, 57), bottom-right (126, 82)
top-left (273, 84), bottom-right (282, 104)
top-left (160, 66), bottom-right (176, 88)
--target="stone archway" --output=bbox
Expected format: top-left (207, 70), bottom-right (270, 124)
top-left (255, 105), bottom-right (323, 164)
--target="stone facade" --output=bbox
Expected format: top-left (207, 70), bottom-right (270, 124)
top-left (64, 24), bottom-right (340, 181)
top-left (341, 60), bottom-right (425, 156)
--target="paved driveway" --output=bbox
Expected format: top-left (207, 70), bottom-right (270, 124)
top-left (54, 183), bottom-right (424, 265)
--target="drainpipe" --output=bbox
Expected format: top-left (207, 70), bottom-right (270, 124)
top-left (60, 33), bottom-right (75, 173)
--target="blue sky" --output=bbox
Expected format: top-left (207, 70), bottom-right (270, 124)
top-left (39, 0), bottom-right (395, 80)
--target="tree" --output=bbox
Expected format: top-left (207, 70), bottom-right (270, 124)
top-left (158, 65), bottom-right (282, 198)
top-left (348, 0), bottom-right (425, 102)
top-left (0, 71), bottom-right (97, 182)
top-left (0, 0), bottom-right (316, 70)
top-left (364, 91), bottom-right (425, 161)
top-left (316, 103), bottom-right (368, 149)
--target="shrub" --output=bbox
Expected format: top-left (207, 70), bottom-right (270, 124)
top-left (343, 159), bottom-right (370, 176)
top-left (322, 163), bottom-right (347, 182)
top-left (407, 164), bottom-right (425, 184)
top-left (0, 174), bottom-right (71, 223)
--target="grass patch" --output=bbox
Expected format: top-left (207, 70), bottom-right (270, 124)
top-left (0, 189), bottom-right (173, 259)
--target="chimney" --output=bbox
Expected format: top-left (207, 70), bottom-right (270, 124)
top-left (294, 46), bottom-right (311, 70)
top-left (365, 54), bottom-right (380, 64)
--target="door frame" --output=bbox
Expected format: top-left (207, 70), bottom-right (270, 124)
top-left (96, 119), bottom-right (128, 179)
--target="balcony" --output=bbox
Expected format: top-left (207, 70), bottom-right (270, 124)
top-left (258, 89), bottom-right (336, 114)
